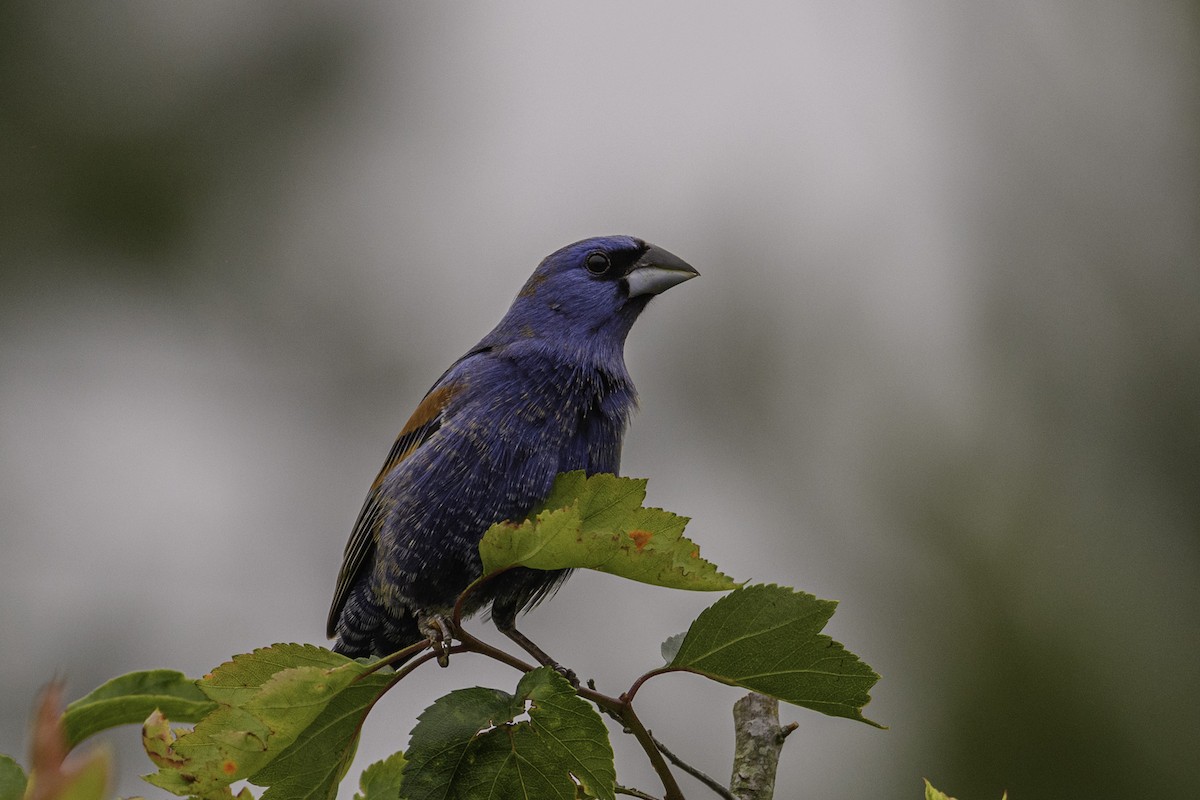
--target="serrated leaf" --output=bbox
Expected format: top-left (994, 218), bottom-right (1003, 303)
top-left (480, 471), bottom-right (737, 591)
top-left (403, 667), bottom-right (615, 800)
top-left (144, 644), bottom-right (391, 800)
top-left (200, 643), bottom-right (351, 707)
top-left (354, 752), bottom-right (406, 800)
top-left (0, 754), bottom-right (27, 800)
top-left (62, 670), bottom-right (215, 748)
top-left (248, 671), bottom-right (389, 800)
top-left (668, 584), bottom-right (883, 727)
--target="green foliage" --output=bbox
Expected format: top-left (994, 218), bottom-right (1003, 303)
top-left (925, 781), bottom-right (953, 800)
top-left (354, 753), bottom-right (406, 800)
top-left (924, 779), bottom-right (1008, 800)
top-left (667, 584), bottom-right (883, 727)
top-left (0, 755), bottom-right (26, 800)
top-left (480, 471), bottom-right (737, 591)
top-left (62, 669), bottom-right (216, 748)
top-left (45, 754), bottom-right (110, 800)
top-left (403, 668), bottom-right (614, 800)
top-left (144, 644), bottom-right (391, 800)
top-left (1, 472), bottom-right (887, 800)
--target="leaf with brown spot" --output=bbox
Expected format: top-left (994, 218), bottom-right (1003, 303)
top-left (480, 472), bottom-right (738, 591)
top-left (628, 530), bottom-right (652, 551)
top-left (141, 710), bottom-right (187, 770)
top-left (143, 644), bottom-right (391, 799)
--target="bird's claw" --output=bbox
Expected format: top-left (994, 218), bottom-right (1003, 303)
top-left (550, 662), bottom-right (579, 688)
top-left (419, 613), bottom-right (455, 668)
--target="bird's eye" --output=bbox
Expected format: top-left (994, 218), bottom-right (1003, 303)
top-left (585, 252), bottom-right (610, 275)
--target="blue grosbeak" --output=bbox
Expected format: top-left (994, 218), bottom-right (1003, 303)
top-left (327, 236), bottom-right (698, 663)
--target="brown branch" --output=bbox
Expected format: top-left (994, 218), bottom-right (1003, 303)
top-left (617, 701), bottom-right (686, 800)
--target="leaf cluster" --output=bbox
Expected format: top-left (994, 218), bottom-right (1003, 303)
top-left (3, 472), bottom-right (883, 800)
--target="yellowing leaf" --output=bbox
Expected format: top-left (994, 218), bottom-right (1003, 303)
top-left (923, 779), bottom-right (1007, 800)
top-left (143, 644), bottom-right (391, 800)
top-left (480, 472), bottom-right (737, 591)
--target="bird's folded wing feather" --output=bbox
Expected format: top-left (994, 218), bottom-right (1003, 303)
top-left (325, 372), bottom-right (469, 637)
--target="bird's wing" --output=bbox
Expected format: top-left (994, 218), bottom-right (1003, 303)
top-left (326, 358), bottom-right (479, 638)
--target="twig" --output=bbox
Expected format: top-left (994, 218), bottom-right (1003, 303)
top-left (617, 701), bottom-right (686, 800)
top-left (651, 732), bottom-right (735, 800)
top-left (616, 785), bottom-right (662, 800)
top-left (452, 624), bottom-right (538, 675)
top-left (729, 693), bottom-right (789, 800)
top-left (356, 638), bottom-right (432, 679)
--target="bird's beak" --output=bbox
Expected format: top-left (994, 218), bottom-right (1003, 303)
top-left (625, 244), bottom-right (700, 297)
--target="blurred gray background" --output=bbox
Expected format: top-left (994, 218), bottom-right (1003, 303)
top-left (2, 2), bottom-right (1197, 798)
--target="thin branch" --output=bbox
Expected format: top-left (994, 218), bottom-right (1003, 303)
top-left (616, 785), bottom-right (662, 800)
top-left (651, 733), bottom-right (735, 800)
top-left (356, 638), bottom-right (432, 679)
top-left (618, 701), bottom-right (686, 800)
top-left (452, 624), bottom-right (537, 674)
top-left (622, 665), bottom-right (682, 705)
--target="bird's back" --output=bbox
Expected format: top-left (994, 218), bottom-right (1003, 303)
top-left (333, 342), bottom-right (637, 656)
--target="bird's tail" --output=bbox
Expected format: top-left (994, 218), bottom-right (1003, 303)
top-left (331, 584), bottom-right (423, 662)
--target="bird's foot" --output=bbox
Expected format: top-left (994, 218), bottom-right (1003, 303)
top-left (547, 662), bottom-right (579, 688)
top-left (418, 612), bottom-right (455, 668)
top-left (496, 621), bottom-right (578, 687)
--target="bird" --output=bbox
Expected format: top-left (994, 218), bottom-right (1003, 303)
top-left (327, 235), bottom-right (698, 667)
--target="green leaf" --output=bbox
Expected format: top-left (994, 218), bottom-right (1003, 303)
top-left (199, 643), bottom-right (351, 707)
top-left (403, 667), bottom-right (615, 800)
top-left (480, 471), bottom-right (737, 591)
top-left (0, 754), bottom-right (27, 800)
top-left (51, 749), bottom-right (111, 800)
top-left (668, 584), bottom-right (883, 727)
top-left (925, 780), bottom-right (954, 800)
top-left (354, 752), bottom-right (406, 800)
top-left (248, 670), bottom-right (388, 800)
top-left (55, 753), bottom-right (111, 800)
top-left (62, 670), bottom-right (216, 747)
top-left (923, 780), bottom-right (1006, 800)
top-left (143, 644), bottom-right (392, 800)
top-left (143, 710), bottom-right (257, 799)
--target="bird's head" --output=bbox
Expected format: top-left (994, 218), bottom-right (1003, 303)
top-left (490, 236), bottom-right (698, 361)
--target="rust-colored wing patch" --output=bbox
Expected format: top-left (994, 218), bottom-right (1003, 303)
top-left (368, 382), bottom-right (463, 492)
top-left (326, 380), bottom-right (465, 638)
